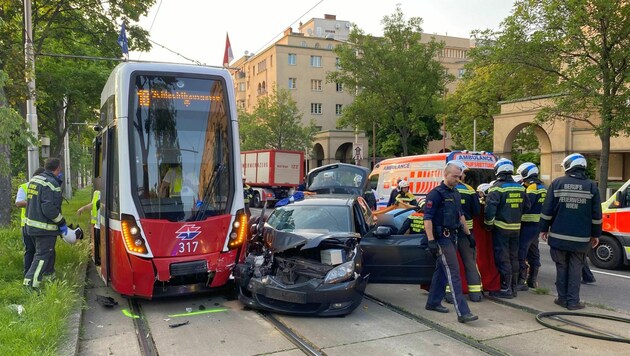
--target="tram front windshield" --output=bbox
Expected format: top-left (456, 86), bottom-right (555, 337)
top-left (130, 74), bottom-right (233, 221)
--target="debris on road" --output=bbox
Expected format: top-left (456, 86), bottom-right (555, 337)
top-left (169, 321), bottom-right (189, 328)
top-left (96, 295), bottom-right (118, 308)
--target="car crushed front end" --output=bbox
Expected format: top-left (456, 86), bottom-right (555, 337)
top-left (234, 228), bottom-right (368, 316)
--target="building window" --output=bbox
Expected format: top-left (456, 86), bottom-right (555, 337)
top-left (327, 44), bottom-right (333, 50)
top-left (288, 53), bottom-right (296, 65)
top-left (311, 103), bottom-right (322, 115)
top-left (310, 55), bottom-right (322, 67)
top-left (458, 68), bottom-right (466, 79)
top-left (336, 82), bottom-right (343, 92)
top-left (238, 83), bottom-right (246, 92)
top-left (288, 77), bottom-right (297, 89)
top-left (311, 79), bottom-right (322, 91)
top-left (335, 104), bottom-right (343, 116)
top-left (335, 57), bottom-right (341, 69)
top-left (314, 43), bottom-right (320, 48)
top-left (301, 41), bottom-right (307, 47)
top-left (257, 60), bottom-right (267, 72)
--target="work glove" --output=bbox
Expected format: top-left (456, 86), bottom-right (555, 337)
top-left (466, 233), bottom-right (476, 248)
top-left (59, 224), bottom-right (68, 235)
top-left (427, 240), bottom-right (440, 258)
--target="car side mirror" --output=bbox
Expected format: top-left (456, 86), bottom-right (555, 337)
top-left (373, 226), bottom-right (393, 238)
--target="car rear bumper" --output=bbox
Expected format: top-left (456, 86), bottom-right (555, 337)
top-left (238, 273), bottom-right (369, 316)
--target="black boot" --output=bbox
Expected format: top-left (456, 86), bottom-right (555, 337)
top-left (516, 268), bottom-right (529, 291)
top-left (527, 267), bottom-right (539, 289)
top-left (511, 272), bottom-right (519, 297)
top-left (490, 274), bottom-right (513, 299)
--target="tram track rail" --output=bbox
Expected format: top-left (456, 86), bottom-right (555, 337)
top-left (128, 298), bottom-right (159, 356)
top-left (257, 311), bottom-right (323, 356)
top-left (364, 293), bottom-right (508, 356)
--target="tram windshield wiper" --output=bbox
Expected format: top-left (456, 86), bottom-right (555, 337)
top-left (194, 164), bottom-right (225, 221)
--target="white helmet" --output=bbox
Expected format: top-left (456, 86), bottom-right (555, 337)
top-left (494, 158), bottom-right (514, 175)
top-left (477, 183), bottom-right (492, 195)
top-left (512, 174), bottom-right (523, 183)
top-left (517, 162), bottom-right (539, 179)
top-left (446, 159), bottom-right (468, 172)
top-left (562, 153), bottom-right (587, 172)
top-left (61, 225), bottom-right (84, 245)
top-left (353, 175), bottom-right (362, 184)
top-left (398, 180), bottom-right (410, 188)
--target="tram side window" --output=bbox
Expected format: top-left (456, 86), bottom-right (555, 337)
top-left (109, 128), bottom-right (120, 215)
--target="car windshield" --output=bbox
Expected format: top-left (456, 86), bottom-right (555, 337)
top-left (267, 205), bottom-right (352, 233)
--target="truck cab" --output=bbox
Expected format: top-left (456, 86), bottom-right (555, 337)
top-left (593, 179), bottom-right (630, 269)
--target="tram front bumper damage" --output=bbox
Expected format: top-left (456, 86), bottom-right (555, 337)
top-left (234, 229), bottom-right (368, 316)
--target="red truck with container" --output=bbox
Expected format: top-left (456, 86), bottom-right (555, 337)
top-left (241, 149), bottom-right (305, 208)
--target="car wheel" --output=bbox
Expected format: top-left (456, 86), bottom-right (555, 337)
top-left (590, 235), bottom-right (623, 269)
top-left (252, 192), bottom-right (261, 208)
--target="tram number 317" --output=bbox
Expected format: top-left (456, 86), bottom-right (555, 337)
top-left (179, 241), bottom-right (199, 254)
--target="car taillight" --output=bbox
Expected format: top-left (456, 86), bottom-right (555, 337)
top-left (228, 209), bottom-right (248, 249)
top-left (121, 214), bottom-right (147, 254)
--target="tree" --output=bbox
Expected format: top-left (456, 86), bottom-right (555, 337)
top-left (0, 1), bottom-right (154, 225)
top-left (0, 68), bottom-right (33, 226)
top-left (477, 0), bottom-right (630, 198)
top-left (443, 47), bottom-right (555, 152)
top-left (328, 5), bottom-right (448, 156)
top-left (238, 87), bottom-right (317, 151)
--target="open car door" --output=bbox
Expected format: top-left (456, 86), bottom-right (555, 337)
top-left (361, 208), bottom-right (435, 284)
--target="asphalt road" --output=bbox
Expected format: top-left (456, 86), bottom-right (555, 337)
top-left (534, 241), bottom-right (630, 312)
top-left (253, 207), bottom-right (630, 313)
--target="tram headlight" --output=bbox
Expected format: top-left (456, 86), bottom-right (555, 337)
top-left (228, 209), bottom-right (248, 249)
top-left (121, 214), bottom-right (147, 254)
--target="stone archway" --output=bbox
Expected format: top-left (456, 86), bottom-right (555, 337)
top-left (493, 95), bottom-right (630, 186)
top-left (335, 142), bottom-right (353, 163)
top-left (499, 123), bottom-right (553, 182)
top-left (312, 143), bottom-right (325, 168)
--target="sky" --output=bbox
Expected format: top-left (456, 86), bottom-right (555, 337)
top-left (129, 0), bottom-right (516, 66)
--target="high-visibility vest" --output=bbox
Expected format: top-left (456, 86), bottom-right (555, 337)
top-left (91, 190), bottom-right (101, 225)
top-left (19, 182), bottom-right (28, 227)
top-left (170, 167), bottom-right (183, 197)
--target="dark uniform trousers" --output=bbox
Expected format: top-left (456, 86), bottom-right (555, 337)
top-left (24, 235), bottom-right (57, 288)
top-left (22, 227), bottom-right (36, 276)
top-left (550, 247), bottom-right (586, 306)
top-left (427, 234), bottom-right (471, 317)
top-left (518, 222), bottom-right (541, 271)
top-left (455, 230), bottom-right (482, 294)
top-left (493, 228), bottom-right (520, 280)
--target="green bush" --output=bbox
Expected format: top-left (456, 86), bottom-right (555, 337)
top-left (0, 189), bottom-right (91, 355)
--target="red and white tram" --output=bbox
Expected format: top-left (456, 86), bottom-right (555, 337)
top-left (92, 62), bottom-right (248, 298)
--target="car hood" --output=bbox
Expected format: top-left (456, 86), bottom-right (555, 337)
top-left (262, 226), bottom-right (359, 252)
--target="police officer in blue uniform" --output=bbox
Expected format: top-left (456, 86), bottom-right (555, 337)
top-left (540, 153), bottom-right (602, 310)
top-left (424, 161), bottom-right (478, 324)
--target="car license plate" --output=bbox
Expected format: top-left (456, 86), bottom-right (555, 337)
top-left (265, 287), bottom-right (307, 304)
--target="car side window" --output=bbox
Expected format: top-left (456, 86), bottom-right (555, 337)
top-left (624, 187), bottom-right (630, 208)
top-left (352, 202), bottom-right (367, 235)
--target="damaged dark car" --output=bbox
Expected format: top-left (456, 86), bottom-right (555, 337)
top-left (234, 163), bottom-right (436, 316)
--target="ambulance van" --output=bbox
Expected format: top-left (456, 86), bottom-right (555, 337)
top-left (594, 179), bottom-right (630, 269)
top-left (369, 151), bottom-right (497, 210)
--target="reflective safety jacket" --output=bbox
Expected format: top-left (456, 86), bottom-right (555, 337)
top-left (398, 212), bottom-right (425, 234)
top-left (456, 181), bottom-right (481, 230)
top-left (540, 169), bottom-right (602, 252)
top-left (521, 178), bottom-right (546, 224)
top-left (484, 175), bottom-right (529, 232)
top-left (91, 190), bottom-right (101, 225)
top-left (25, 171), bottom-right (66, 236)
top-left (243, 184), bottom-right (253, 204)
top-left (395, 191), bottom-right (417, 205)
top-left (18, 182), bottom-right (28, 227)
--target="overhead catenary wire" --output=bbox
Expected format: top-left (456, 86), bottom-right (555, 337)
top-left (139, 0), bottom-right (164, 60)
